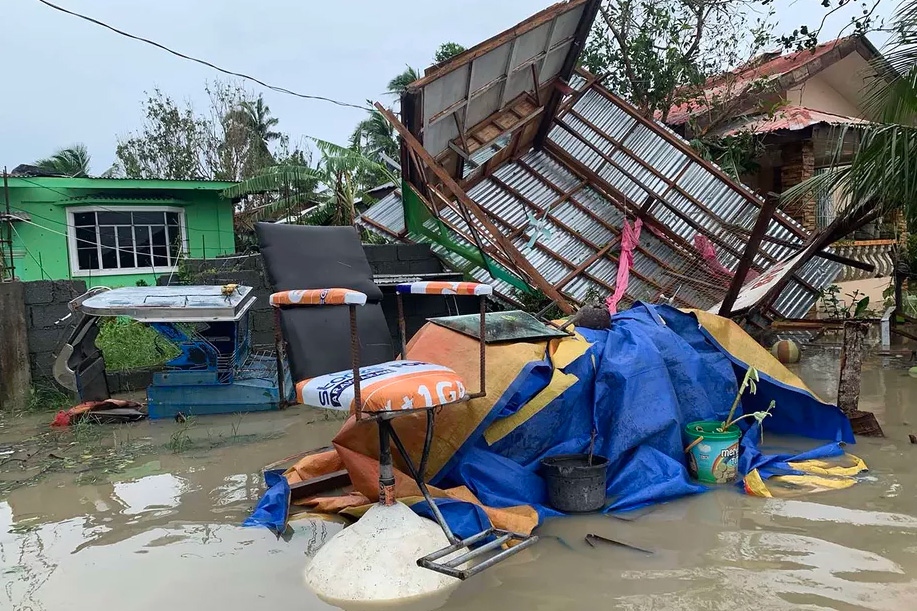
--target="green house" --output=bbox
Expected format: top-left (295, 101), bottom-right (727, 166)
top-left (2, 177), bottom-right (237, 287)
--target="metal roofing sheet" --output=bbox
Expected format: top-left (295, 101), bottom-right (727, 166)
top-left (363, 77), bottom-right (840, 318)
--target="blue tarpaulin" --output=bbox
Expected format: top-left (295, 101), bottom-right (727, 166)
top-left (246, 304), bottom-right (856, 533)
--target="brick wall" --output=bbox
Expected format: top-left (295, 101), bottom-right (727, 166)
top-left (780, 140), bottom-right (817, 232)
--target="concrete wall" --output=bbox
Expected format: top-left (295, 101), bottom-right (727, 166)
top-left (22, 279), bottom-right (87, 381)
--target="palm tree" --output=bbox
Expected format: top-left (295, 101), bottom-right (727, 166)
top-left (225, 138), bottom-right (397, 227)
top-left (387, 66), bottom-right (420, 97)
top-left (350, 103), bottom-right (399, 164)
top-left (34, 144), bottom-right (91, 177)
top-left (783, 0), bottom-right (917, 230)
top-left (227, 96), bottom-right (282, 173)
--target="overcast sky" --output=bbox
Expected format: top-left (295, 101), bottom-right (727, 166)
top-left (0, 0), bottom-right (895, 175)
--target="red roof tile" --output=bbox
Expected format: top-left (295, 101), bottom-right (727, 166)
top-left (664, 37), bottom-right (858, 126)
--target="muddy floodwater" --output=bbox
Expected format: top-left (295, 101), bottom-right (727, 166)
top-left (3, 348), bottom-right (917, 611)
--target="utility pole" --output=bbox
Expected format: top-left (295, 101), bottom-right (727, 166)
top-left (2, 167), bottom-right (14, 281)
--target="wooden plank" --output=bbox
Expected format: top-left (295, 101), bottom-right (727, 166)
top-left (534, 0), bottom-right (602, 150)
top-left (289, 470), bottom-right (352, 501)
top-left (720, 197), bottom-right (780, 316)
top-left (378, 103), bottom-right (574, 313)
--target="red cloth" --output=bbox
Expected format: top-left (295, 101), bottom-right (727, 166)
top-left (51, 399), bottom-right (143, 427)
top-left (606, 219), bottom-right (643, 315)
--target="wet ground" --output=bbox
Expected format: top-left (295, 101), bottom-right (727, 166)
top-left (2, 347), bottom-right (917, 611)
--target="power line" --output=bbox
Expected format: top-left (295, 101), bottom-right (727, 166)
top-left (34, 0), bottom-right (372, 112)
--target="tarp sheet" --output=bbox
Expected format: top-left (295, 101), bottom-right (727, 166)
top-left (246, 304), bottom-right (862, 535)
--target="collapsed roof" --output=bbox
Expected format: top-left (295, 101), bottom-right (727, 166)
top-left (360, 0), bottom-right (842, 320)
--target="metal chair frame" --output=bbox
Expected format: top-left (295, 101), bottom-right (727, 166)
top-left (277, 285), bottom-right (538, 580)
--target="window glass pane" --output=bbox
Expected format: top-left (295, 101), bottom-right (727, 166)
top-left (99, 226), bottom-right (115, 248)
top-left (74, 212), bottom-right (95, 226)
top-left (117, 226), bottom-right (136, 268)
top-left (166, 212), bottom-right (180, 227)
top-left (133, 211), bottom-right (166, 225)
top-left (135, 226), bottom-right (152, 268)
top-left (77, 247), bottom-right (99, 270)
top-left (74, 226), bottom-right (96, 249)
top-left (151, 227), bottom-right (168, 266)
top-left (97, 211), bottom-right (132, 225)
top-left (101, 247), bottom-right (118, 269)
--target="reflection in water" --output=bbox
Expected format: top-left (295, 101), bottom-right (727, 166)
top-left (1, 354), bottom-right (917, 611)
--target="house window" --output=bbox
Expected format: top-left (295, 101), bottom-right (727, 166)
top-left (68, 207), bottom-right (186, 275)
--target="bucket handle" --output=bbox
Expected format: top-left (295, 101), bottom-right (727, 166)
top-left (684, 436), bottom-right (704, 454)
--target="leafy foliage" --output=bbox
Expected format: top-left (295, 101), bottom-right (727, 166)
top-left (434, 42), bottom-right (467, 63)
top-left (34, 144), bottom-right (91, 177)
top-left (227, 138), bottom-right (396, 227)
top-left (115, 80), bottom-right (303, 182)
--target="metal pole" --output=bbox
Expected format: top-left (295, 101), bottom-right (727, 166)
top-left (3, 167), bottom-right (14, 280)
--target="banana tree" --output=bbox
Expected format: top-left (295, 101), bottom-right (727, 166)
top-left (225, 138), bottom-right (397, 230)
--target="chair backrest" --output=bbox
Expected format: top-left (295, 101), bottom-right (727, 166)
top-left (256, 223), bottom-right (394, 381)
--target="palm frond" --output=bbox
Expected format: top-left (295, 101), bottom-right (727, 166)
top-left (224, 164), bottom-right (321, 198)
top-left (34, 144), bottom-right (91, 177)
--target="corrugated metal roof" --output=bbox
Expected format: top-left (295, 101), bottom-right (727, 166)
top-left (713, 105), bottom-right (871, 136)
top-left (363, 75), bottom-right (840, 318)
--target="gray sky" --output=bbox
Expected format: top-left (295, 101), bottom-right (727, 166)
top-left (0, 0), bottom-right (895, 176)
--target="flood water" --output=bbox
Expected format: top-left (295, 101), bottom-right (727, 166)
top-left (3, 348), bottom-right (917, 611)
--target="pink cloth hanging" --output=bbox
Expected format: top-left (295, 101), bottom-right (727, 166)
top-left (605, 218), bottom-right (643, 315)
top-left (693, 235), bottom-right (760, 286)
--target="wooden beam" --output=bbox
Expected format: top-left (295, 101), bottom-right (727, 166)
top-left (720, 197), bottom-right (780, 316)
top-left (534, 0), bottom-right (602, 151)
top-left (377, 103), bottom-right (574, 314)
top-left (289, 470), bottom-right (352, 501)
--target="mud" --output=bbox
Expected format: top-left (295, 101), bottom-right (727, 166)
top-left (3, 350), bottom-right (917, 611)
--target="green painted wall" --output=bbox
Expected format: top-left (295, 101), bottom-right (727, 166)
top-left (4, 177), bottom-right (237, 288)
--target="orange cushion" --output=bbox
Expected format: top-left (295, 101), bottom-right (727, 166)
top-left (296, 361), bottom-right (467, 414)
top-left (270, 288), bottom-right (367, 307)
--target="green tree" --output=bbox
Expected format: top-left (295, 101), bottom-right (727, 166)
top-left (434, 42), bottom-right (466, 63)
top-left (350, 103), bottom-right (399, 165)
top-left (782, 0), bottom-right (917, 227)
top-left (226, 96), bottom-right (282, 172)
top-left (387, 66), bottom-right (421, 97)
top-left (34, 144), bottom-right (91, 177)
top-left (116, 80), bottom-right (290, 181)
top-left (226, 139), bottom-right (396, 227)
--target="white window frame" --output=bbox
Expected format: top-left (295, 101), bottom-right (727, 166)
top-left (66, 205), bottom-right (188, 277)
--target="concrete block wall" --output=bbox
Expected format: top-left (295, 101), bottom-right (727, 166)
top-left (22, 280), bottom-right (87, 381)
top-left (13, 243), bottom-right (471, 393)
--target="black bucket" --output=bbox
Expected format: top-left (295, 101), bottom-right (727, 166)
top-left (540, 454), bottom-right (609, 513)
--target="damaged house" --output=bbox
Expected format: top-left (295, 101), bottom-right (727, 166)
top-left (359, 0), bottom-right (860, 323)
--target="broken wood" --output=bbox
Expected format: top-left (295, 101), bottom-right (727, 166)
top-left (720, 197), bottom-right (780, 316)
top-left (837, 320), bottom-right (884, 437)
top-left (377, 103), bottom-right (575, 314)
top-left (290, 470), bottom-right (353, 502)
